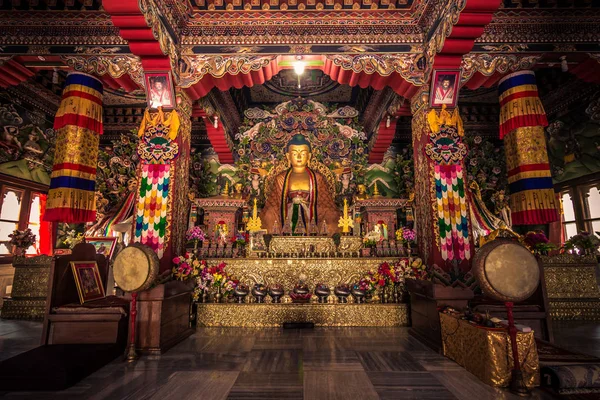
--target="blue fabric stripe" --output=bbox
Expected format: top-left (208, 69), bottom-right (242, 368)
top-left (509, 177), bottom-right (553, 193)
top-left (65, 73), bottom-right (103, 94)
top-left (499, 73), bottom-right (537, 95)
top-left (49, 176), bottom-right (96, 191)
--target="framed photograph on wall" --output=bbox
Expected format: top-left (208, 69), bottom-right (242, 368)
top-left (430, 70), bottom-right (460, 108)
top-left (85, 236), bottom-right (118, 259)
top-left (144, 71), bottom-right (175, 109)
top-left (70, 261), bottom-right (106, 304)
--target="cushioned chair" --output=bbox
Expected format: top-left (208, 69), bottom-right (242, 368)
top-left (41, 243), bottom-right (129, 347)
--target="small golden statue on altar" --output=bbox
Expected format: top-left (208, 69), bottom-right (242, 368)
top-left (260, 134), bottom-right (341, 235)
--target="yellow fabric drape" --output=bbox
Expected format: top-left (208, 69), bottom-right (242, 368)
top-left (440, 312), bottom-right (539, 388)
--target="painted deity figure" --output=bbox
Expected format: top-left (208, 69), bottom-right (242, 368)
top-left (260, 135), bottom-right (341, 235)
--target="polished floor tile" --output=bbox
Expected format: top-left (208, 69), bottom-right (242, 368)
top-left (0, 319), bottom-right (596, 399)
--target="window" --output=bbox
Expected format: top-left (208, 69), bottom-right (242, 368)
top-left (0, 174), bottom-right (48, 261)
top-left (583, 185), bottom-right (600, 234)
top-left (557, 178), bottom-right (600, 243)
top-left (561, 191), bottom-right (578, 240)
top-left (0, 188), bottom-right (24, 255)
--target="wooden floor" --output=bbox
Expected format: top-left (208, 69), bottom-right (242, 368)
top-left (0, 321), bottom-right (577, 399)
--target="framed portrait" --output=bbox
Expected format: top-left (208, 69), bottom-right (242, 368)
top-left (249, 229), bottom-right (268, 256)
top-left (144, 71), bottom-right (175, 109)
top-left (70, 261), bottom-right (106, 304)
top-left (85, 236), bottom-right (118, 259)
top-left (430, 70), bottom-right (460, 108)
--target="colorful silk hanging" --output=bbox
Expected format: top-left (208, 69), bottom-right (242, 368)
top-left (426, 106), bottom-right (471, 262)
top-left (134, 108), bottom-right (180, 259)
top-left (44, 72), bottom-right (103, 223)
top-left (498, 71), bottom-right (548, 140)
top-left (498, 71), bottom-right (558, 225)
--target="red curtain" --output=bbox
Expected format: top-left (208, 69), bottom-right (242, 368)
top-left (38, 193), bottom-right (53, 255)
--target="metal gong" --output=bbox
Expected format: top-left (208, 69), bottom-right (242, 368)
top-left (113, 243), bottom-right (159, 293)
top-left (472, 238), bottom-right (540, 303)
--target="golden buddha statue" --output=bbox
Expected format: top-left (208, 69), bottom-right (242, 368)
top-left (260, 135), bottom-right (341, 234)
top-left (354, 184), bottom-right (370, 201)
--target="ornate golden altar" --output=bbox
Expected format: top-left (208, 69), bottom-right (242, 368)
top-left (195, 256), bottom-right (410, 327)
top-left (1, 255), bottom-right (52, 320)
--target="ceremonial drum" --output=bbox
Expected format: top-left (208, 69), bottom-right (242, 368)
top-left (472, 238), bottom-right (540, 302)
top-left (113, 243), bottom-right (160, 293)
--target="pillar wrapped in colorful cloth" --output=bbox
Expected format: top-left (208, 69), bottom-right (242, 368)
top-left (44, 72), bottom-right (103, 223)
top-left (498, 71), bottom-right (558, 225)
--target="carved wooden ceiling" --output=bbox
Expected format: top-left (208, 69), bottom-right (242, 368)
top-left (1, 0), bottom-right (600, 152)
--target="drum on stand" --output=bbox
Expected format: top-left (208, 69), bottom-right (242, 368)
top-left (113, 243), bottom-right (160, 361)
top-left (472, 238), bottom-right (540, 397)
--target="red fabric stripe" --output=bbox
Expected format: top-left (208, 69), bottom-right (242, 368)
top-left (52, 162), bottom-right (97, 175)
top-left (38, 194), bottom-right (53, 255)
top-left (43, 207), bottom-right (96, 224)
top-left (499, 90), bottom-right (539, 107)
top-left (512, 209), bottom-right (559, 225)
top-left (507, 163), bottom-right (550, 177)
top-left (54, 114), bottom-right (104, 135)
top-left (499, 114), bottom-right (549, 139)
top-left (62, 90), bottom-right (103, 105)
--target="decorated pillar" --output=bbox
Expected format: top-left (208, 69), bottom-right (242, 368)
top-left (498, 71), bottom-right (558, 226)
top-left (133, 90), bottom-right (191, 272)
top-left (45, 72), bottom-right (103, 223)
top-left (411, 88), bottom-right (474, 282)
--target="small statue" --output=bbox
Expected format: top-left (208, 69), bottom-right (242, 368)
top-left (233, 183), bottom-right (243, 199)
top-left (354, 184), bottom-right (370, 201)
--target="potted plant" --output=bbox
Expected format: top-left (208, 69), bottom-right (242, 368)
top-left (8, 228), bottom-right (37, 257)
top-left (522, 231), bottom-right (557, 256)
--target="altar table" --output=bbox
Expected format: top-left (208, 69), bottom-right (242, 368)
top-left (439, 312), bottom-right (540, 388)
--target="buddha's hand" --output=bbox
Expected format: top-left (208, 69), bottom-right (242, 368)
top-left (292, 196), bottom-right (306, 205)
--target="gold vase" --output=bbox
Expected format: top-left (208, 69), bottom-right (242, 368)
top-left (214, 286), bottom-right (223, 303)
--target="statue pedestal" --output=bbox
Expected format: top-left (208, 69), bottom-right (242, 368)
top-left (269, 236), bottom-right (337, 255)
top-left (355, 198), bottom-right (410, 232)
top-left (191, 197), bottom-right (246, 241)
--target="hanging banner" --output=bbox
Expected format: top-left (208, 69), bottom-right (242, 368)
top-left (499, 71), bottom-right (558, 225)
top-left (45, 72), bottom-right (103, 223)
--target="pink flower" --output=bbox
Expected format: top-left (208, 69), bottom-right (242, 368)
top-left (173, 256), bottom-right (181, 264)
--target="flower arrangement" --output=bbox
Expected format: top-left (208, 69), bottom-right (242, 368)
top-left (172, 252), bottom-right (205, 281)
top-left (63, 229), bottom-right (84, 249)
top-left (362, 237), bottom-right (378, 248)
top-left (395, 226), bottom-right (416, 245)
top-left (230, 231), bottom-right (248, 247)
top-left (194, 261), bottom-right (239, 301)
top-left (522, 231), bottom-right (556, 255)
top-left (8, 228), bottom-right (36, 255)
top-left (564, 232), bottom-right (600, 255)
top-left (186, 226), bottom-right (207, 243)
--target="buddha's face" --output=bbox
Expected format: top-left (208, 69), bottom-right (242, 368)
top-left (358, 184), bottom-right (366, 194)
top-left (286, 144), bottom-right (311, 169)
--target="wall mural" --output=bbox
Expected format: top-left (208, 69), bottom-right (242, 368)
top-left (0, 102), bottom-right (56, 184)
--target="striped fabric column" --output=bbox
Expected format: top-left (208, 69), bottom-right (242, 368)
top-left (44, 72), bottom-right (103, 223)
top-left (498, 71), bottom-right (558, 225)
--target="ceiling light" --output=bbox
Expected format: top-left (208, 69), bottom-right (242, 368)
top-left (293, 61), bottom-right (306, 76)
